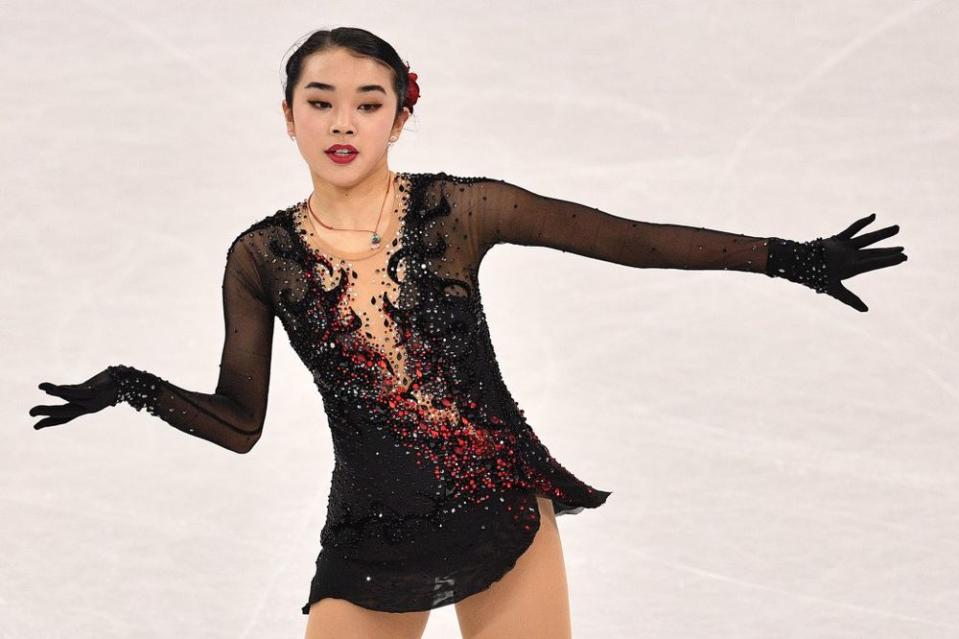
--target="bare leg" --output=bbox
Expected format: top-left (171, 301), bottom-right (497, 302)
top-left (304, 597), bottom-right (430, 639)
top-left (454, 494), bottom-right (572, 639)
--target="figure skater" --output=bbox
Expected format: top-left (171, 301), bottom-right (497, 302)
top-left (29, 26), bottom-right (908, 639)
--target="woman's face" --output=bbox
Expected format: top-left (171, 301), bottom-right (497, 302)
top-left (284, 47), bottom-right (409, 186)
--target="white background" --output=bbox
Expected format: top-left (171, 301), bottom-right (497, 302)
top-left (4, 1), bottom-right (955, 637)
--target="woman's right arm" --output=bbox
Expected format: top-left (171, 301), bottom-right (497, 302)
top-left (31, 233), bottom-right (276, 454)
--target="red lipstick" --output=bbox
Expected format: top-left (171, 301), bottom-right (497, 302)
top-left (326, 144), bottom-right (359, 164)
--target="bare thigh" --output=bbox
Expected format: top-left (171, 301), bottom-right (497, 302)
top-left (454, 494), bottom-right (572, 639)
top-left (304, 597), bottom-right (430, 639)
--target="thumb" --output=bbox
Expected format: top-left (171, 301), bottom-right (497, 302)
top-left (832, 282), bottom-right (868, 312)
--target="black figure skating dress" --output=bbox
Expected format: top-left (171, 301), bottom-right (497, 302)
top-left (107, 171), bottom-right (774, 614)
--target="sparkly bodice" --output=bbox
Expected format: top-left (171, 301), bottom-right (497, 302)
top-left (107, 170), bottom-right (774, 612)
top-left (287, 173), bottom-right (421, 393)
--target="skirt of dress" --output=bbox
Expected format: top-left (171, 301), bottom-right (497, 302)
top-left (301, 484), bottom-right (611, 614)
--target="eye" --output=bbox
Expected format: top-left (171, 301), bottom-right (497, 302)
top-left (308, 101), bottom-right (382, 112)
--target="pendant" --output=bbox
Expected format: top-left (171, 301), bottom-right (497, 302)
top-left (371, 232), bottom-right (381, 247)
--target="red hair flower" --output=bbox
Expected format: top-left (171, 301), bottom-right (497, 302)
top-left (403, 62), bottom-right (420, 113)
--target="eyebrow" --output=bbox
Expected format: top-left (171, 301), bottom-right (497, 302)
top-left (304, 82), bottom-right (387, 95)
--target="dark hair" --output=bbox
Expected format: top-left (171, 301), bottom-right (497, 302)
top-left (281, 27), bottom-right (414, 119)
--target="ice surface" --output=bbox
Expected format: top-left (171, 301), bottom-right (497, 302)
top-left (4, 0), bottom-right (954, 637)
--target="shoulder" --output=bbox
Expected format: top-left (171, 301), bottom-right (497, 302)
top-left (405, 171), bottom-right (506, 210)
top-left (408, 170), bottom-right (499, 190)
top-left (226, 205), bottom-right (298, 259)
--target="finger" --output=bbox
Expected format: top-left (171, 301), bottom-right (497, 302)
top-left (32, 403), bottom-right (87, 429)
top-left (50, 385), bottom-right (96, 402)
top-left (850, 224), bottom-right (901, 248)
top-left (851, 253), bottom-right (908, 276)
top-left (836, 213), bottom-right (876, 240)
top-left (38, 382), bottom-right (74, 399)
top-left (832, 283), bottom-right (868, 312)
top-left (38, 383), bottom-right (91, 402)
top-left (29, 404), bottom-right (53, 417)
top-left (29, 403), bottom-right (80, 419)
top-left (855, 246), bottom-right (904, 259)
top-left (34, 415), bottom-right (77, 429)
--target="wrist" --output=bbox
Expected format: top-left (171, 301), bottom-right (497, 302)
top-left (106, 364), bottom-right (161, 413)
top-left (765, 237), bottom-right (830, 294)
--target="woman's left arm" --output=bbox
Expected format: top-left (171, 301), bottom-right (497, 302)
top-left (469, 177), bottom-right (907, 312)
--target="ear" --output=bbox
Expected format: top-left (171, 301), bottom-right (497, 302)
top-left (392, 107), bottom-right (411, 136)
top-left (281, 100), bottom-right (295, 134)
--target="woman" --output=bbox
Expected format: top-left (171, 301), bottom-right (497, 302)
top-left (29, 26), bottom-right (908, 639)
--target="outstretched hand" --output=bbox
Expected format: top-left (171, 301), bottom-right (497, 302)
top-left (29, 368), bottom-right (118, 430)
top-left (821, 213), bottom-right (908, 312)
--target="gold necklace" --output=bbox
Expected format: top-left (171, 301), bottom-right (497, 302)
top-left (306, 171), bottom-right (395, 249)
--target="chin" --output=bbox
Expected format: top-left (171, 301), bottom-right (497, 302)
top-left (318, 166), bottom-right (371, 185)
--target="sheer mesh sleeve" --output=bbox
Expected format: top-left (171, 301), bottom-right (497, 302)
top-left (107, 233), bottom-right (275, 454)
top-left (468, 177), bottom-right (770, 272)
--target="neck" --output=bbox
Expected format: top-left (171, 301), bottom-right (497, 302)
top-left (309, 165), bottom-right (395, 229)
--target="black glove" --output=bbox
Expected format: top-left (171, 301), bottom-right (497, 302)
top-left (29, 367), bottom-right (120, 430)
top-left (766, 213), bottom-right (908, 312)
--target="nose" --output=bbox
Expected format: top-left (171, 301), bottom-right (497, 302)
top-left (330, 108), bottom-right (355, 135)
